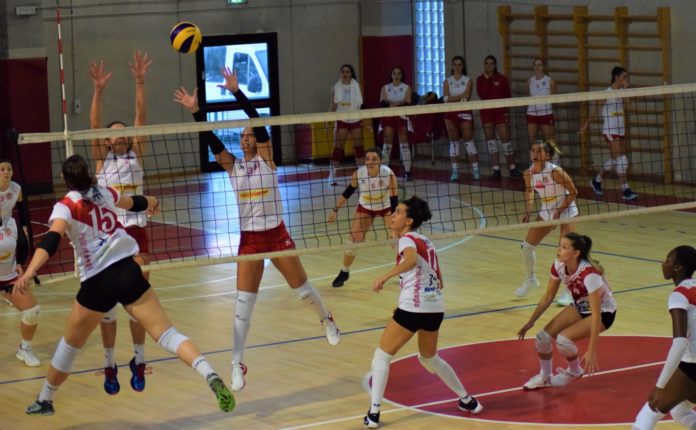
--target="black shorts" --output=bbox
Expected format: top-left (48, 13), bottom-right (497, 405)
top-left (76, 257), bottom-right (150, 313)
top-left (392, 308), bottom-right (444, 333)
top-left (679, 361), bottom-right (696, 383)
top-left (579, 310), bottom-right (616, 330)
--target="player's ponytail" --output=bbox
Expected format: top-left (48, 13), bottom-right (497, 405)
top-left (62, 155), bottom-right (96, 195)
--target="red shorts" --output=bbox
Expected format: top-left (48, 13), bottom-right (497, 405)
top-left (125, 225), bottom-right (150, 254)
top-left (603, 133), bottom-right (624, 143)
top-left (380, 116), bottom-right (409, 130)
top-left (238, 222), bottom-right (296, 255)
top-left (336, 120), bottom-right (362, 131)
top-left (480, 108), bottom-right (509, 126)
top-left (526, 114), bottom-right (554, 126)
top-left (444, 111), bottom-right (473, 124)
top-left (356, 205), bottom-right (391, 219)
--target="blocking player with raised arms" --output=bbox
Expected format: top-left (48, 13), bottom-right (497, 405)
top-left (442, 56), bottom-right (480, 181)
top-left (363, 196), bottom-right (482, 429)
top-left (173, 67), bottom-right (340, 393)
top-left (89, 50), bottom-right (151, 395)
top-left (327, 148), bottom-right (398, 287)
top-left (632, 246), bottom-right (696, 430)
top-left (19, 155), bottom-right (234, 416)
top-left (517, 233), bottom-right (616, 390)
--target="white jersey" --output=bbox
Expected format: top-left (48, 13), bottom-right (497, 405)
top-left (397, 232), bottom-right (444, 313)
top-left (335, 84), bottom-right (360, 124)
top-left (527, 75), bottom-right (553, 116)
top-left (0, 181), bottom-right (21, 226)
top-left (96, 150), bottom-right (146, 228)
top-left (446, 75), bottom-right (470, 98)
top-left (601, 87), bottom-right (625, 136)
top-left (357, 165), bottom-right (393, 211)
top-left (383, 82), bottom-right (410, 105)
top-left (531, 162), bottom-right (578, 221)
top-left (0, 221), bottom-right (18, 283)
top-left (229, 155), bottom-right (283, 232)
top-left (550, 259), bottom-right (617, 314)
top-left (668, 279), bottom-right (696, 363)
top-left (49, 186), bottom-right (139, 281)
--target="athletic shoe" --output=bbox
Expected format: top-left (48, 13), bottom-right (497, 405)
top-left (404, 172), bottom-right (413, 182)
top-left (103, 365), bottom-right (120, 395)
top-left (129, 356), bottom-right (146, 392)
top-left (26, 399), bottom-right (54, 416)
top-left (622, 188), bottom-right (638, 201)
top-left (458, 396), bottom-right (483, 414)
top-left (550, 367), bottom-right (583, 387)
top-left (556, 290), bottom-right (573, 307)
top-left (332, 270), bottom-right (350, 288)
top-left (490, 169), bottom-right (501, 179)
top-left (523, 373), bottom-right (551, 390)
top-left (207, 373), bottom-right (236, 413)
top-left (515, 277), bottom-right (539, 298)
top-left (16, 346), bottom-right (41, 367)
top-left (231, 362), bottom-right (247, 392)
top-left (509, 167), bottom-right (523, 178)
top-left (472, 166), bottom-right (481, 180)
top-left (590, 178), bottom-right (603, 196)
top-left (323, 313), bottom-right (341, 346)
top-left (363, 410), bottom-right (380, 429)
top-left (450, 170), bottom-right (459, 182)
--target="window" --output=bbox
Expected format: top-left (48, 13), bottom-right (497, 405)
top-left (414, 1), bottom-right (445, 97)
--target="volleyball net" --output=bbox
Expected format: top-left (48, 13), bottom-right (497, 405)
top-left (17, 82), bottom-right (696, 279)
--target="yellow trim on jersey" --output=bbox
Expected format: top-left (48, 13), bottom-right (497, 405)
top-left (239, 188), bottom-right (270, 200)
top-left (0, 251), bottom-right (12, 261)
top-left (110, 184), bottom-right (139, 193)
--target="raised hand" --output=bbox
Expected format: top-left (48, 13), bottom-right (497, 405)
top-left (130, 50), bottom-right (152, 84)
top-left (173, 87), bottom-right (199, 113)
top-left (89, 59), bottom-right (112, 91)
top-left (218, 67), bottom-right (240, 93)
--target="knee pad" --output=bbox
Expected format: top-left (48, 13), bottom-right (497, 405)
top-left (418, 354), bottom-right (446, 374)
top-left (449, 141), bottom-right (460, 157)
top-left (615, 154), bottom-right (629, 175)
top-left (372, 348), bottom-right (392, 372)
top-left (556, 334), bottom-right (578, 358)
top-left (20, 304), bottom-right (40, 326)
top-left (501, 141), bottom-right (514, 156)
top-left (381, 144), bottom-right (392, 161)
top-left (331, 146), bottom-right (345, 163)
top-left (465, 140), bottom-right (477, 156)
top-left (399, 143), bottom-right (412, 161)
top-left (603, 158), bottom-right (615, 172)
top-left (51, 337), bottom-right (81, 373)
top-left (535, 330), bottom-right (553, 354)
top-left (102, 306), bottom-right (117, 324)
top-left (157, 326), bottom-right (189, 355)
top-left (671, 401), bottom-right (696, 427)
top-left (487, 139), bottom-right (499, 153)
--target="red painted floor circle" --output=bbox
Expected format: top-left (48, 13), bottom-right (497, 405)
top-left (377, 336), bottom-right (670, 425)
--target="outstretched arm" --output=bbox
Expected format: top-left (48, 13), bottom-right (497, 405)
top-left (89, 59), bottom-right (112, 171)
top-left (130, 50), bottom-right (152, 164)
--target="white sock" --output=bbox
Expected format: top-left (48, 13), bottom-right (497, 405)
top-left (521, 241), bottom-right (537, 279)
top-left (370, 348), bottom-right (393, 414)
top-left (472, 162), bottom-right (479, 169)
top-left (341, 266), bottom-right (350, 272)
top-left (568, 358), bottom-right (582, 374)
top-left (632, 402), bottom-right (665, 430)
top-left (296, 281), bottom-right (330, 321)
top-left (434, 358), bottom-right (469, 398)
top-left (595, 173), bottom-right (603, 182)
top-left (452, 163), bottom-right (458, 171)
top-left (540, 358), bottom-right (552, 378)
top-left (328, 165), bottom-right (336, 179)
top-left (399, 143), bottom-right (412, 172)
top-left (192, 355), bottom-right (215, 379)
top-left (20, 339), bottom-right (32, 350)
top-left (104, 347), bottom-right (116, 368)
top-left (622, 183), bottom-right (630, 191)
top-left (233, 291), bottom-right (257, 364)
top-left (38, 379), bottom-right (59, 402)
top-left (133, 344), bottom-right (145, 365)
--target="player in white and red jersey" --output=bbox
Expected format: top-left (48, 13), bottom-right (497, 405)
top-left (18, 155), bottom-right (234, 416)
top-left (580, 66), bottom-right (638, 201)
top-left (327, 149), bottom-right (398, 287)
top-left (379, 66), bottom-right (413, 181)
top-left (363, 196), bottom-right (482, 428)
top-left (173, 68), bottom-right (340, 394)
top-left (633, 246), bottom-right (696, 430)
top-left (89, 51), bottom-right (151, 394)
top-left (516, 141), bottom-right (577, 307)
top-left (0, 160), bottom-right (41, 367)
top-left (443, 56), bottom-right (480, 181)
top-left (518, 233), bottom-right (617, 391)
top-left (526, 58), bottom-right (557, 150)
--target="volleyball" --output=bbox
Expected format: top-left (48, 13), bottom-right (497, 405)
top-left (170, 22), bottom-right (202, 54)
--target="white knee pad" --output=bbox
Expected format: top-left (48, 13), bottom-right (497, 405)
top-left (449, 141), bottom-right (460, 157)
top-left (157, 326), bottom-right (189, 355)
top-left (535, 330), bottom-right (553, 354)
top-left (487, 139), bottom-right (499, 153)
top-left (615, 154), bottom-right (629, 175)
top-left (51, 337), bottom-right (81, 373)
top-left (603, 158), bottom-right (615, 172)
top-left (372, 348), bottom-right (392, 372)
top-left (464, 140), bottom-right (477, 156)
top-left (382, 144), bottom-right (392, 162)
top-left (102, 306), bottom-right (117, 324)
top-left (20, 304), bottom-right (40, 325)
top-left (501, 141), bottom-right (514, 156)
top-left (556, 334), bottom-right (578, 358)
top-left (399, 143), bottom-right (412, 162)
top-left (418, 354), bottom-right (446, 374)
top-left (671, 401), bottom-right (696, 428)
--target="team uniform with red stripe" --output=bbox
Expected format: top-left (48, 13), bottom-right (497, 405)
top-left (397, 232), bottom-right (444, 313)
top-left (531, 162), bottom-right (578, 221)
top-left (526, 75), bottom-right (554, 126)
top-left (444, 75), bottom-right (473, 124)
top-left (356, 165), bottom-right (394, 218)
top-left (550, 259), bottom-right (617, 315)
top-left (380, 83), bottom-right (412, 131)
top-left (601, 87), bottom-right (625, 142)
top-left (0, 182), bottom-right (21, 286)
top-left (668, 279), bottom-right (696, 364)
